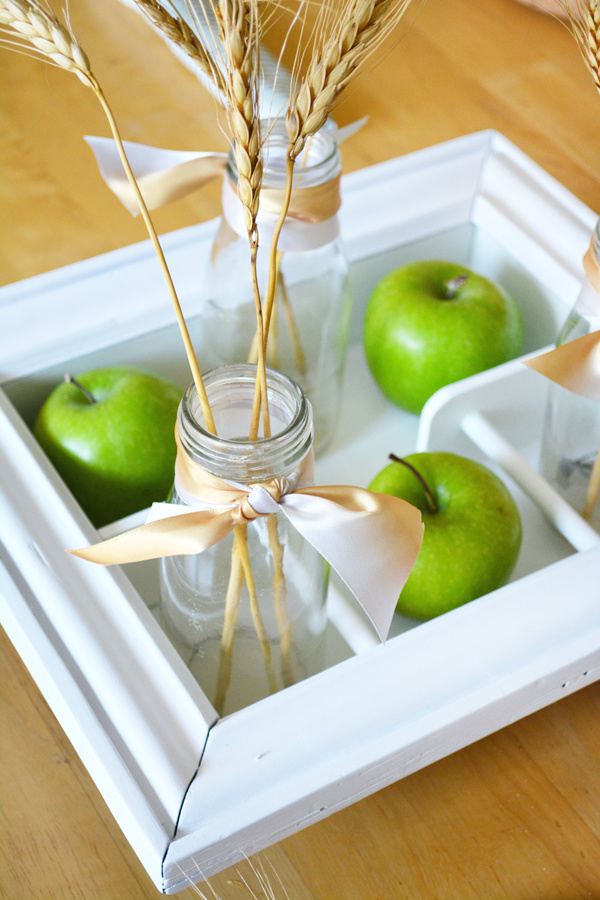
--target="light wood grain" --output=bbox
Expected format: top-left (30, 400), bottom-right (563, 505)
top-left (3, 0), bottom-right (600, 897)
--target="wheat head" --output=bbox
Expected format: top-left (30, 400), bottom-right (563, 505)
top-left (286, 0), bottom-right (416, 158)
top-left (0, 0), bottom-right (94, 85)
top-left (573, 0), bottom-right (600, 89)
top-left (133, 0), bottom-right (227, 95)
top-left (219, 0), bottom-right (263, 236)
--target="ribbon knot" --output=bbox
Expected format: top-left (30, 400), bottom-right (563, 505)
top-left (233, 481), bottom-right (284, 523)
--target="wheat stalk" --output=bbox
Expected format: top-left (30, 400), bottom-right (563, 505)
top-left (217, 0), bottom-right (271, 439)
top-left (0, 0), bottom-right (217, 432)
top-left (262, 0), bottom-right (419, 349)
top-left (213, 538), bottom-right (244, 715)
top-left (134, 2), bottom-right (276, 704)
top-left (133, 0), bottom-right (228, 94)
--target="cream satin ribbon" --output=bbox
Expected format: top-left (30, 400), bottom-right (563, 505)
top-left (219, 172), bottom-right (341, 250)
top-left (524, 236), bottom-right (600, 399)
top-left (70, 443), bottom-right (424, 642)
top-left (84, 136), bottom-right (228, 215)
top-left (84, 135), bottom-right (341, 249)
top-left (84, 118), bottom-right (366, 239)
top-left (524, 331), bottom-right (600, 401)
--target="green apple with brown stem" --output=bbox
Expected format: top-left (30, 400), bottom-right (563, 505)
top-left (363, 261), bottom-right (524, 414)
top-left (33, 366), bottom-right (182, 528)
top-left (369, 451), bottom-right (522, 620)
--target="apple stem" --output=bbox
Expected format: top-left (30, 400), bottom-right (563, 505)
top-left (444, 274), bottom-right (468, 299)
top-left (389, 453), bottom-right (438, 514)
top-left (64, 373), bottom-right (96, 405)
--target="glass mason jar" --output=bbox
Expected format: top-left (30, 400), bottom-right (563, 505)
top-left (539, 219), bottom-right (600, 528)
top-left (159, 364), bottom-right (329, 716)
top-left (195, 121), bottom-right (353, 455)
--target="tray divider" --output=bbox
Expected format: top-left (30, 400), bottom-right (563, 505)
top-left (460, 410), bottom-right (600, 553)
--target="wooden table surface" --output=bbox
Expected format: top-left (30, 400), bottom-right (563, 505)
top-left (3, 0), bottom-right (600, 897)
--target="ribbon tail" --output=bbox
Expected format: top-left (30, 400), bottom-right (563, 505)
top-left (84, 136), bottom-right (227, 215)
top-left (333, 116), bottom-right (369, 145)
top-left (69, 507), bottom-right (236, 565)
top-left (280, 487), bottom-right (423, 642)
top-left (524, 331), bottom-right (600, 401)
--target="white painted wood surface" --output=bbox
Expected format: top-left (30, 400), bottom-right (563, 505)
top-left (1, 130), bottom-right (598, 892)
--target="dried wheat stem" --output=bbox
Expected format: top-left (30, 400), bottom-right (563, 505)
top-left (262, 155), bottom-right (295, 348)
top-left (218, 0), bottom-right (270, 438)
top-left (213, 540), bottom-right (244, 715)
top-left (133, 0), bottom-right (227, 94)
top-left (267, 515), bottom-right (294, 689)
top-left (210, 0), bottom-right (279, 707)
top-left (235, 524), bottom-right (278, 695)
top-left (94, 85), bottom-right (217, 432)
top-left (277, 252), bottom-right (306, 374)
top-left (269, 274), bottom-right (280, 367)
top-left (261, 0), bottom-right (417, 359)
top-left (249, 240), bottom-right (271, 439)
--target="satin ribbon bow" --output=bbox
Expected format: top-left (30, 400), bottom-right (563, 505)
top-left (525, 234), bottom-right (600, 400)
top-left (70, 447), bottom-right (423, 643)
top-left (84, 118), bottom-right (367, 217)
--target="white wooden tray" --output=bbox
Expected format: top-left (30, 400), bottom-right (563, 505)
top-left (2, 130), bottom-right (599, 893)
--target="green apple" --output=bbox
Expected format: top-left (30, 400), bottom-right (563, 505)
top-left (369, 451), bottom-right (522, 620)
top-left (33, 367), bottom-right (182, 528)
top-left (363, 261), bottom-right (523, 414)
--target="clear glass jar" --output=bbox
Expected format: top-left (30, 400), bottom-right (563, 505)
top-left (195, 121), bottom-right (353, 455)
top-left (159, 364), bottom-right (329, 716)
top-left (539, 220), bottom-right (600, 528)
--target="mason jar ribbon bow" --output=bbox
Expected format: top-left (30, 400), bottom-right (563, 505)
top-left (70, 441), bottom-right (423, 642)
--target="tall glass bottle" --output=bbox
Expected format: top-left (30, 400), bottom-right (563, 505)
top-left (539, 219), bottom-right (600, 528)
top-left (158, 364), bottom-right (329, 716)
top-left (195, 121), bottom-right (352, 454)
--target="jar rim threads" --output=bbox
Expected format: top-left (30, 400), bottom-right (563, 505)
top-left (177, 364), bottom-right (314, 483)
